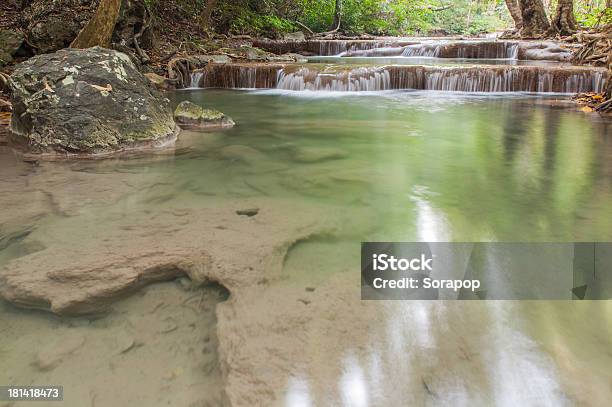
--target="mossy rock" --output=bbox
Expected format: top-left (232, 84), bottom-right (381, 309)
top-left (8, 47), bottom-right (178, 157)
top-left (174, 101), bottom-right (235, 130)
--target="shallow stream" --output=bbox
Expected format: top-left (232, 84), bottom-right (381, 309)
top-left (1, 90), bottom-right (611, 406)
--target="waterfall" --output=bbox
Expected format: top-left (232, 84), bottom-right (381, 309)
top-left (191, 64), bottom-right (608, 93)
top-left (403, 41), bottom-right (521, 59)
top-left (324, 41), bottom-right (409, 56)
top-left (187, 65), bottom-right (279, 89)
top-left (189, 72), bottom-right (204, 88)
top-left (277, 67), bottom-right (391, 91)
top-left (252, 39), bottom-right (414, 56)
top-left (506, 43), bottom-right (520, 60)
top-left (402, 43), bottom-right (442, 57)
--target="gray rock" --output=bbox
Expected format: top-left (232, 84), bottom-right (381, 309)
top-left (282, 53), bottom-right (309, 63)
top-left (283, 31), bottom-right (306, 41)
top-left (8, 47), bottom-right (179, 157)
top-left (23, 0), bottom-right (92, 54)
top-left (174, 101), bottom-right (235, 130)
top-left (194, 54), bottom-right (232, 64)
top-left (144, 72), bottom-right (175, 91)
top-left (0, 29), bottom-right (24, 67)
top-left (518, 42), bottom-right (572, 62)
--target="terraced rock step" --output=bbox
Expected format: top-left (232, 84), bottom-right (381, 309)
top-left (191, 63), bottom-right (607, 93)
top-left (253, 39), bottom-right (574, 61)
top-left (253, 39), bottom-right (418, 57)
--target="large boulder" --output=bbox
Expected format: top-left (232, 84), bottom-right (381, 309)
top-left (8, 47), bottom-right (179, 157)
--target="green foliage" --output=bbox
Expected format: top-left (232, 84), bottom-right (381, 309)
top-left (150, 0), bottom-right (610, 38)
top-left (230, 11), bottom-right (296, 37)
top-left (574, 0), bottom-right (612, 28)
top-left (298, 0), bottom-right (511, 36)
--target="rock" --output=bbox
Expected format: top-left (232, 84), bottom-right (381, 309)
top-left (194, 54), bottom-right (232, 64)
top-left (8, 47), bottom-right (179, 157)
top-left (217, 45), bottom-right (277, 62)
top-left (518, 42), bottom-right (572, 62)
top-left (23, 0), bottom-right (94, 54)
top-left (0, 29), bottom-right (24, 67)
top-left (174, 101), bottom-right (235, 130)
top-left (33, 334), bottom-right (85, 371)
top-left (282, 53), bottom-right (309, 63)
top-left (236, 208), bottom-right (259, 217)
top-left (144, 72), bottom-right (175, 91)
top-left (283, 31), bottom-right (306, 41)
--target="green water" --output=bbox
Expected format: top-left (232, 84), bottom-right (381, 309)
top-left (172, 90), bottom-right (612, 241)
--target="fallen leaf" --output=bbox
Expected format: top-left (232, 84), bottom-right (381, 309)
top-left (90, 83), bottom-right (113, 92)
top-left (43, 77), bottom-right (55, 93)
top-left (581, 106), bottom-right (594, 113)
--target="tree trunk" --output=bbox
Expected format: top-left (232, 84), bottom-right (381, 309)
top-left (505, 0), bottom-right (523, 29)
top-left (518, 0), bottom-right (551, 38)
top-left (70, 0), bottom-right (122, 48)
top-left (199, 0), bottom-right (217, 29)
top-left (332, 0), bottom-right (343, 30)
top-left (552, 0), bottom-right (577, 35)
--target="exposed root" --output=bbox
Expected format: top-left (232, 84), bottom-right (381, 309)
top-left (596, 98), bottom-right (612, 112)
top-left (570, 26), bottom-right (611, 67)
top-left (133, 0), bottom-right (152, 64)
top-left (167, 57), bottom-right (197, 88)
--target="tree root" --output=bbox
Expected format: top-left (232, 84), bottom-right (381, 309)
top-left (571, 26), bottom-right (611, 67)
top-left (0, 72), bottom-right (10, 93)
top-left (595, 99), bottom-right (612, 112)
top-left (167, 57), bottom-right (197, 88)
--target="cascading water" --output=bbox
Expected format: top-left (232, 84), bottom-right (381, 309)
top-left (252, 39), bottom-right (415, 56)
top-left (402, 41), bottom-right (521, 59)
top-left (190, 64), bottom-right (608, 94)
top-left (189, 72), bottom-right (204, 88)
top-left (402, 43), bottom-right (443, 57)
top-left (276, 67), bottom-right (391, 91)
top-left (188, 65), bottom-right (279, 89)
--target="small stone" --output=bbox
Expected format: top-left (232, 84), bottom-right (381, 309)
top-left (174, 101), bottom-right (235, 130)
top-left (305, 287), bottom-right (316, 292)
top-left (236, 208), bottom-right (259, 217)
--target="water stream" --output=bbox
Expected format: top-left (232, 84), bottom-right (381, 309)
top-left (1, 89), bottom-right (611, 405)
